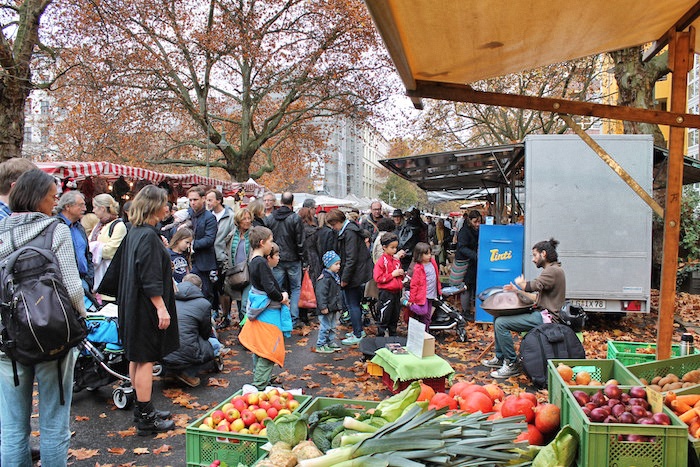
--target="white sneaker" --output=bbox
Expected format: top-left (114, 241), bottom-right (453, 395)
top-left (491, 360), bottom-right (521, 379)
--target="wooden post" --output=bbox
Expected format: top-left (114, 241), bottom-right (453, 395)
top-left (658, 28), bottom-right (693, 360)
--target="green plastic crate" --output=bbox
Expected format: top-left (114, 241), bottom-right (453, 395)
top-left (563, 386), bottom-right (688, 467)
top-left (607, 340), bottom-right (698, 366)
top-left (548, 359), bottom-right (642, 421)
top-left (186, 390), bottom-right (311, 467)
top-left (299, 396), bottom-right (380, 417)
top-left (627, 353), bottom-right (700, 391)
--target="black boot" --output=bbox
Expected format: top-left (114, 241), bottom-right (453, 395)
top-left (132, 406), bottom-right (172, 422)
top-left (137, 409), bottom-right (175, 436)
top-left (135, 401), bottom-right (175, 436)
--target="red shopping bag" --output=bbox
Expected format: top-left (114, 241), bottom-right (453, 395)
top-left (298, 269), bottom-right (317, 309)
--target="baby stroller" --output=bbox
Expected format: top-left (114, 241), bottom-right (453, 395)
top-left (400, 276), bottom-right (468, 342)
top-left (73, 302), bottom-right (137, 409)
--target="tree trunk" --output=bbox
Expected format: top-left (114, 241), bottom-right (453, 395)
top-left (0, 82), bottom-right (28, 161)
top-left (609, 46), bottom-right (670, 147)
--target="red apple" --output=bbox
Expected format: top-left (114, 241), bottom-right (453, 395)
top-left (216, 424), bottom-right (229, 432)
top-left (254, 408), bottom-right (268, 422)
top-left (259, 400), bottom-right (271, 410)
top-left (271, 399), bottom-right (284, 411)
top-left (221, 403), bottom-right (235, 413)
top-left (266, 407), bottom-right (279, 419)
top-left (232, 398), bottom-right (247, 413)
top-left (241, 410), bottom-right (256, 427)
top-left (249, 422), bottom-right (262, 435)
top-left (211, 410), bottom-right (226, 426)
top-left (246, 392), bottom-right (260, 406)
top-left (247, 404), bottom-right (259, 411)
top-left (203, 416), bottom-right (214, 428)
top-left (267, 389), bottom-right (280, 398)
top-left (225, 408), bottom-right (240, 423)
top-left (217, 419), bottom-right (229, 429)
top-left (230, 418), bottom-right (245, 432)
top-left (258, 392), bottom-right (269, 402)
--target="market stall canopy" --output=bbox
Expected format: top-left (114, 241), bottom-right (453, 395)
top-left (365, 0), bottom-right (700, 110)
top-left (36, 161), bottom-right (264, 197)
top-left (381, 144), bottom-right (700, 201)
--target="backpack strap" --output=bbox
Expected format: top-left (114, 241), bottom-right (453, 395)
top-left (108, 219), bottom-right (124, 237)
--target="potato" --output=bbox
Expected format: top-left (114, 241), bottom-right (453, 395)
top-left (668, 373), bottom-right (680, 383)
top-left (668, 381), bottom-right (685, 390)
top-left (649, 384), bottom-right (663, 392)
top-left (652, 376), bottom-right (662, 385)
top-left (639, 378), bottom-right (648, 386)
top-left (658, 376), bottom-right (672, 388)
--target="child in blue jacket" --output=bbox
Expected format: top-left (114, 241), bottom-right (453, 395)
top-left (314, 251), bottom-right (344, 353)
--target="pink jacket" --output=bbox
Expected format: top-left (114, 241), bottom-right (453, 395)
top-left (373, 253), bottom-right (403, 293)
top-left (410, 258), bottom-right (442, 306)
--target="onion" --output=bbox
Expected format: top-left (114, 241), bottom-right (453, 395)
top-left (618, 412), bottom-right (636, 424)
top-left (630, 405), bottom-right (647, 419)
top-left (572, 390), bottom-right (590, 406)
top-left (599, 406), bottom-right (611, 417)
top-left (603, 415), bottom-right (618, 424)
top-left (582, 407), bottom-right (592, 417)
top-left (637, 417), bottom-right (655, 425)
top-left (604, 384), bottom-right (622, 400)
top-left (590, 390), bottom-right (606, 407)
top-left (652, 412), bottom-right (671, 425)
top-left (629, 386), bottom-right (648, 399)
top-left (607, 398), bottom-right (620, 407)
top-left (627, 434), bottom-right (649, 442)
top-left (612, 404), bottom-right (626, 417)
top-left (589, 407), bottom-right (608, 422)
top-left (629, 398), bottom-right (649, 409)
top-left (620, 393), bottom-right (631, 403)
top-left (585, 402), bottom-right (597, 411)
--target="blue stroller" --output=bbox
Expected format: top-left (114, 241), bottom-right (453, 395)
top-left (73, 302), bottom-right (137, 409)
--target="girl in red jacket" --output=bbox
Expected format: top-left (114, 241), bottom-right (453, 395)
top-left (373, 233), bottom-right (405, 336)
top-left (408, 242), bottom-right (442, 331)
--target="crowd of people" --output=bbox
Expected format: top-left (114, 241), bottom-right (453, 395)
top-left (0, 157), bottom-right (566, 465)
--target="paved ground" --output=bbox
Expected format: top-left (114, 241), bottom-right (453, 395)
top-left (53, 310), bottom-right (532, 466)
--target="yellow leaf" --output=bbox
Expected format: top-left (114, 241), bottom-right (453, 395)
top-left (133, 447), bottom-right (150, 455)
top-left (68, 448), bottom-right (99, 460)
top-left (107, 447), bottom-right (126, 455)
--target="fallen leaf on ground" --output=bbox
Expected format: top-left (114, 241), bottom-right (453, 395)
top-left (153, 444), bottom-right (172, 454)
top-left (69, 447), bottom-right (99, 460)
top-left (107, 447), bottom-right (126, 455)
top-left (75, 415), bottom-right (89, 421)
top-left (117, 427), bottom-right (136, 437)
top-left (133, 447), bottom-right (149, 455)
top-left (207, 377), bottom-right (230, 388)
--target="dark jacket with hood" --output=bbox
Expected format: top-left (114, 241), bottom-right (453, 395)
top-left (316, 269), bottom-right (344, 313)
top-left (337, 220), bottom-right (373, 288)
top-left (162, 281), bottom-right (215, 369)
top-left (265, 205), bottom-right (304, 262)
top-left (188, 207), bottom-right (218, 271)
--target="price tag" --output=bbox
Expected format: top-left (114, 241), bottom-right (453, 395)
top-left (646, 387), bottom-right (664, 414)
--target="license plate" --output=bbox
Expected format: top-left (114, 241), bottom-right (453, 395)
top-left (570, 299), bottom-right (606, 309)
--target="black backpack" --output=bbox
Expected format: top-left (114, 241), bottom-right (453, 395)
top-left (0, 220), bottom-right (87, 403)
top-left (519, 323), bottom-right (585, 389)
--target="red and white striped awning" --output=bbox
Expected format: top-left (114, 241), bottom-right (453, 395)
top-left (36, 161), bottom-right (264, 196)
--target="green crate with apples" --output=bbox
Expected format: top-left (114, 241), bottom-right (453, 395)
top-left (186, 389), bottom-right (311, 467)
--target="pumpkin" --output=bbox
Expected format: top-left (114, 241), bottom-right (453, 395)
top-left (448, 381), bottom-right (472, 398)
top-left (534, 403), bottom-right (561, 435)
top-left (417, 382), bottom-right (436, 402)
top-left (556, 363), bottom-right (574, 382)
top-left (429, 392), bottom-right (458, 410)
top-left (515, 424), bottom-right (545, 446)
top-left (458, 392), bottom-right (493, 414)
top-left (501, 395), bottom-right (536, 424)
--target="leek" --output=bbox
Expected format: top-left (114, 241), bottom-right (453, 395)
top-left (342, 416), bottom-right (378, 433)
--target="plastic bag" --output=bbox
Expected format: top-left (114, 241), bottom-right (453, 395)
top-left (298, 269), bottom-right (317, 309)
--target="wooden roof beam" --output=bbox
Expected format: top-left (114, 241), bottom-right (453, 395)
top-left (642, 0), bottom-right (700, 61)
top-left (408, 80), bottom-right (700, 128)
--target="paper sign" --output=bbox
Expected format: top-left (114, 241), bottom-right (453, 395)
top-left (646, 387), bottom-right (664, 414)
top-left (406, 318), bottom-right (425, 357)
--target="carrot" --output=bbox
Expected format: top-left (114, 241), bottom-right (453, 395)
top-left (672, 399), bottom-right (693, 414)
top-left (695, 426), bottom-right (700, 439)
top-left (694, 399), bottom-right (700, 409)
top-left (680, 407), bottom-right (700, 424)
top-left (690, 420), bottom-right (700, 435)
top-left (665, 391), bottom-right (677, 407)
top-left (677, 394), bottom-right (700, 406)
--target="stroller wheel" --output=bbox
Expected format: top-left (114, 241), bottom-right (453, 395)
top-left (457, 324), bottom-right (467, 343)
top-left (152, 363), bottom-right (163, 377)
top-left (113, 387), bottom-right (133, 410)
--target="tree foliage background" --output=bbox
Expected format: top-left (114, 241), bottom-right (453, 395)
top-left (49, 0), bottom-right (398, 182)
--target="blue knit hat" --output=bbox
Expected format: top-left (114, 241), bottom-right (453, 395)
top-left (322, 250), bottom-right (341, 269)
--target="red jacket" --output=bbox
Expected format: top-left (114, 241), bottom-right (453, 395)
top-left (409, 258), bottom-right (442, 306)
top-left (373, 253), bottom-right (403, 292)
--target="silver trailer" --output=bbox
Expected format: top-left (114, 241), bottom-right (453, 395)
top-left (523, 134), bottom-right (652, 313)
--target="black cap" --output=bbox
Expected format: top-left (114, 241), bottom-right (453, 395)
top-left (391, 209), bottom-right (403, 217)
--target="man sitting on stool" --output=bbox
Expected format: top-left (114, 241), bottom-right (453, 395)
top-left (482, 238), bottom-right (566, 379)
top-left (163, 274), bottom-right (228, 387)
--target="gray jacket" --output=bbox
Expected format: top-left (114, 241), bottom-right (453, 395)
top-left (0, 213), bottom-right (86, 316)
top-left (213, 206), bottom-right (236, 265)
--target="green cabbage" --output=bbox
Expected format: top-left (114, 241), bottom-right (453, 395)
top-left (265, 413), bottom-right (309, 447)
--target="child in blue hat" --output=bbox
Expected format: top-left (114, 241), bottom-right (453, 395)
top-left (314, 251), bottom-right (343, 353)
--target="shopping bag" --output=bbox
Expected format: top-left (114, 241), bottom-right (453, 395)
top-left (298, 269), bottom-right (317, 309)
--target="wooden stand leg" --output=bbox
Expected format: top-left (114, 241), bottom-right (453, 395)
top-left (477, 340), bottom-right (495, 361)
